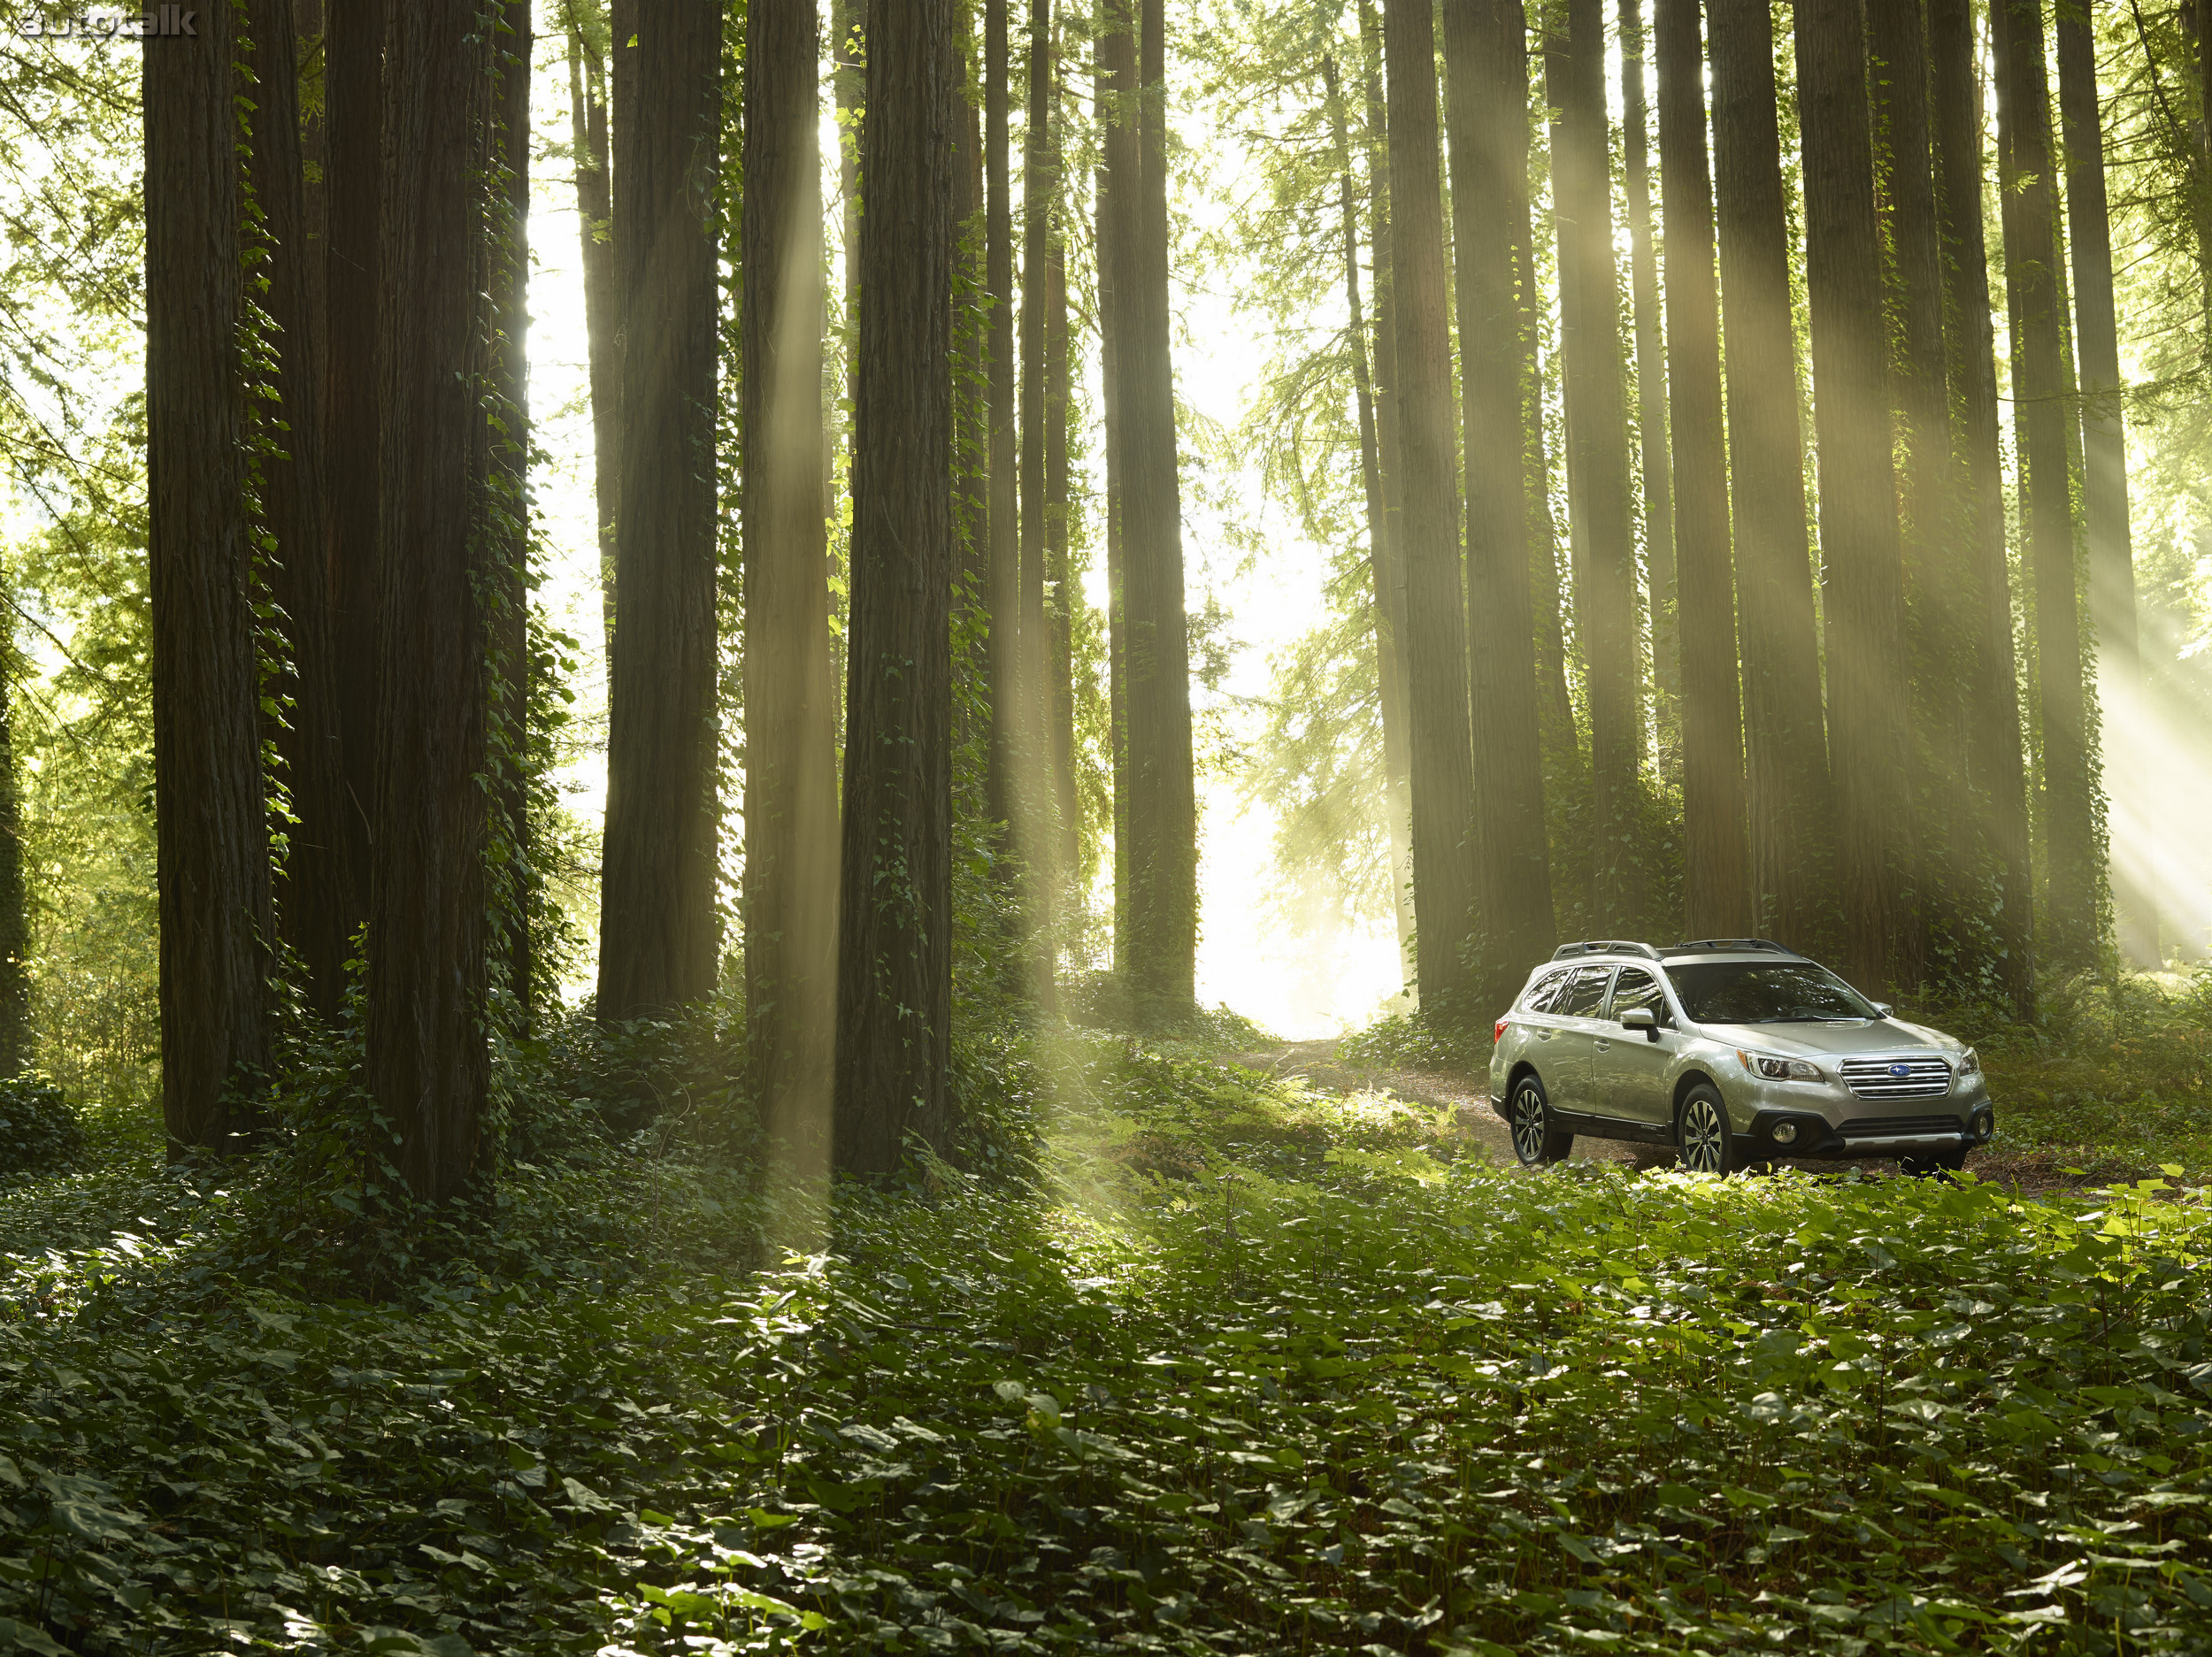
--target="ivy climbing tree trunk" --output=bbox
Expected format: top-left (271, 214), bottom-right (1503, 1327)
top-left (369, 0), bottom-right (492, 1204)
top-left (597, 0), bottom-right (724, 1020)
top-left (1655, 0), bottom-right (1749, 935)
top-left (1440, 0), bottom-right (1555, 1006)
top-left (984, 0), bottom-right (1021, 852)
top-left (492, 0), bottom-right (534, 1022)
top-left (146, 4), bottom-right (273, 1155)
top-left (0, 659), bottom-right (23, 1078)
top-left (1018, 0), bottom-right (1059, 1001)
top-left (835, 0), bottom-right (957, 1173)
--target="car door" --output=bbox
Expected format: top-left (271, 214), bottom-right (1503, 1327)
top-left (1591, 967), bottom-right (1676, 1127)
top-left (1543, 965), bottom-right (1616, 1113)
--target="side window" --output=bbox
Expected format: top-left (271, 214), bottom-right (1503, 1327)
top-left (1520, 970), bottom-right (1570, 1012)
top-left (1610, 970), bottom-right (1669, 1024)
top-left (1556, 965), bottom-right (1615, 1017)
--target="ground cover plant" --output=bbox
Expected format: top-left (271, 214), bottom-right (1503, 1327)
top-left (0, 1030), bottom-right (2207, 1654)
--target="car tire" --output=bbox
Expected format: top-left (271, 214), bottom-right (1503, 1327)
top-left (1508, 1073), bottom-right (1573, 1167)
top-left (1676, 1084), bottom-right (1741, 1175)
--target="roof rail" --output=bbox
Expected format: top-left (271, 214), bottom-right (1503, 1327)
top-left (1549, 940), bottom-right (1663, 962)
top-left (1661, 938), bottom-right (1801, 956)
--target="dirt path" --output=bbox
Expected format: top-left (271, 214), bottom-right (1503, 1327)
top-left (1224, 1038), bottom-right (2157, 1194)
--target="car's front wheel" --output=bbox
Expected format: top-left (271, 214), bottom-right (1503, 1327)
top-left (1509, 1073), bottom-right (1573, 1167)
top-left (1676, 1084), bottom-right (1740, 1175)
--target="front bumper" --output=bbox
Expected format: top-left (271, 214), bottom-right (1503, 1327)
top-left (1746, 1101), bottom-right (1997, 1159)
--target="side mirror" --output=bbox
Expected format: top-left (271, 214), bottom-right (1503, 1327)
top-left (1872, 1001), bottom-right (1894, 1018)
top-left (1620, 1007), bottom-right (1659, 1040)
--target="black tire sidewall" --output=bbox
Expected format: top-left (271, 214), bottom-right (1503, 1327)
top-left (1510, 1074), bottom-right (1569, 1166)
top-left (1677, 1083), bottom-right (1734, 1175)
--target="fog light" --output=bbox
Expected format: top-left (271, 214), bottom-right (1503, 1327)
top-left (1772, 1120), bottom-right (1800, 1145)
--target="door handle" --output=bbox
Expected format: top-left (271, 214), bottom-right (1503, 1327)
top-left (1594, 1039), bottom-right (1610, 1052)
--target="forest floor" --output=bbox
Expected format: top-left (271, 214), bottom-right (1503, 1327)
top-left (1, 1020), bottom-right (2208, 1654)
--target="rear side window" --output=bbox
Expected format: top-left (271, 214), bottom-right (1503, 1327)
top-left (1519, 970), bottom-right (1571, 1012)
top-left (1610, 969), bottom-right (1669, 1024)
top-left (1556, 966), bottom-right (1615, 1017)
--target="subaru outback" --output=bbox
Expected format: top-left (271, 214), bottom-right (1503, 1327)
top-left (1488, 940), bottom-right (1996, 1174)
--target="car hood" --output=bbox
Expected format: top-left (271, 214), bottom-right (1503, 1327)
top-left (1692, 1017), bottom-right (1962, 1058)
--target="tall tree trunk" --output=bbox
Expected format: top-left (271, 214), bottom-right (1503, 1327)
top-left (1118, 0), bottom-right (1199, 1019)
top-left (2059, 4), bottom-right (2150, 964)
top-left (1018, 0), bottom-right (1058, 1000)
top-left (1381, 0), bottom-right (1477, 1013)
top-left (371, 0), bottom-right (493, 1204)
top-left (1547, 0), bottom-right (1642, 931)
top-left (1356, 0), bottom-right (1417, 984)
top-left (1655, 0), bottom-right (1749, 935)
top-left (745, 0), bottom-right (841, 1165)
top-left (1996, 0), bottom-right (2097, 971)
top-left (1797, 0), bottom-right (1917, 996)
top-left (1870, 0), bottom-right (1960, 978)
top-left (295, 0), bottom-right (326, 378)
top-left (1096, 20), bottom-right (1132, 980)
top-left (1324, 48), bottom-right (1417, 978)
top-left (564, 11), bottom-right (619, 657)
top-left (1930, 0), bottom-right (2034, 1013)
top-left (597, 0), bottom-right (723, 1020)
top-left (1709, 0), bottom-right (1832, 952)
top-left (1440, 0), bottom-right (1554, 1004)
top-left (493, 0), bottom-right (533, 1021)
top-left (147, 4), bottom-right (273, 1155)
top-left (1045, 89), bottom-right (1080, 892)
top-left (836, 0), bottom-right (957, 1172)
top-left (984, 0), bottom-right (1021, 848)
top-left (1619, 0), bottom-right (1677, 763)
top-left (324, 0), bottom-right (381, 970)
top-left (0, 664), bottom-right (23, 1077)
top-left (245, 0), bottom-right (351, 1022)
top-left (835, 0), bottom-right (866, 443)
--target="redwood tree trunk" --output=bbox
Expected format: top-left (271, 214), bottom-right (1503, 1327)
top-left (247, 0), bottom-right (352, 1022)
top-left (1797, 0), bottom-right (1917, 996)
top-left (1709, 0), bottom-right (1832, 952)
top-left (1997, 0), bottom-right (2096, 971)
top-left (0, 667), bottom-right (24, 1077)
top-left (1655, 0), bottom-right (1749, 935)
top-left (1381, 0), bottom-right (1477, 1014)
top-left (1548, 0), bottom-right (1643, 932)
top-left (1930, 0), bottom-right (2033, 1013)
top-left (597, 0), bottom-right (724, 1019)
top-left (1045, 91), bottom-right (1080, 890)
top-left (2059, 4), bottom-right (2150, 963)
top-left (493, 0), bottom-right (533, 1019)
top-left (984, 0), bottom-right (1020, 846)
top-left (1096, 23), bottom-right (1132, 978)
top-left (1620, 0), bottom-right (1678, 754)
top-left (147, 4), bottom-right (273, 1155)
top-left (835, 0), bottom-right (957, 1172)
top-left (370, 0), bottom-right (493, 1203)
top-left (1018, 0), bottom-right (1058, 998)
top-left (1440, 0), bottom-right (1554, 1006)
top-left (565, 18), bottom-right (619, 656)
top-left (744, 0), bottom-right (841, 1155)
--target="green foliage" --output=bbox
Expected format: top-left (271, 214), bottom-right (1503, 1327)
top-left (0, 1077), bottom-right (78, 1178)
top-left (1338, 1006), bottom-right (1490, 1074)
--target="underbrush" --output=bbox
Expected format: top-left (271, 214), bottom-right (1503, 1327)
top-left (0, 1030), bottom-right (2206, 1653)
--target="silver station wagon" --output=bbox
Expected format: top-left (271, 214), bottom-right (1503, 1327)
top-left (1488, 940), bottom-right (1997, 1175)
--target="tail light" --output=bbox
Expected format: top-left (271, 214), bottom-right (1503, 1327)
top-left (1494, 1017), bottom-right (1509, 1044)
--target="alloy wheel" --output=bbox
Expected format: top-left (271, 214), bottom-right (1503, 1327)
top-left (1679, 1096), bottom-right (1725, 1173)
top-left (1511, 1085), bottom-right (1549, 1164)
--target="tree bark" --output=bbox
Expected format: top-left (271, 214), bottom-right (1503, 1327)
top-left (1930, 0), bottom-right (2033, 1013)
top-left (1797, 0), bottom-right (1918, 996)
top-left (147, 4), bottom-right (273, 1155)
top-left (597, 0), bottom-right (723, 1020)
top-left (324, 0), bottom-right (381, 976)
top-left (835, 0), bottom-right (957, 1172)
top-left (0, 662), bottom-right (24, 1078)
top-left (563, 7), bottom-right (619, 657)
top-left (1996, 0), bottom-right (2096, 971)
top-left (1018, 0), bottom-right (1058, 999)
top-left (1381, 0), bottom-right (1477, 1014)
top-left (1356, 0), bottom-right (1417, 983)
top-left (493, 0), bottom-right (533, 1022)
top-left (984, 0), bottom-right (1021, 848)
top-left (245, 0), bottom-right (352, 1022)
top-left (1655, 0), bottom-right (1749, 936)
top-left (370, 0), bottom-right (493, 1204)
top-left (1045, 86), bottom-right (1080, 891)
top-left (1096, 19), bottom-right (1132, 979)
top-left (1709, 0), bottom-right (1832, 953)
top-left (1119, 0), bottom-right (1199, 1019)
top-left (1440, 0), bottom-right (1554, 1005)
top-left (2059, 4), bottom-right (2150, 963)
top-left (1619, 0), bottom-right (1678, 760)
top-left (1547, 0), bottom-right (1643, 932)
top-left (745, 0), bottom-right (841, 1165)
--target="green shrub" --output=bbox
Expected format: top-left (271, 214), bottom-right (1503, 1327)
top-left (0, 1076), bottom-right (81, 1177)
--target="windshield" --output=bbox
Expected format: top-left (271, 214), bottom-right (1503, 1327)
top-left (1667, 961), bottom-right (1878, 1024)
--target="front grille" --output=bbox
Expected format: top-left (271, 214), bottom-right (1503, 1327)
top-left (1837, 1055), bottom-right (1954, 1100)
top-left (1837, 1113), bottom-right (1965, 1138)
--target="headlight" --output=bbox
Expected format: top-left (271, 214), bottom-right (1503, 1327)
top-left (1737, 1048), bottom-right (1822, 1082)
top-left (1955, 1048), bottom-right (1979, 1083)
